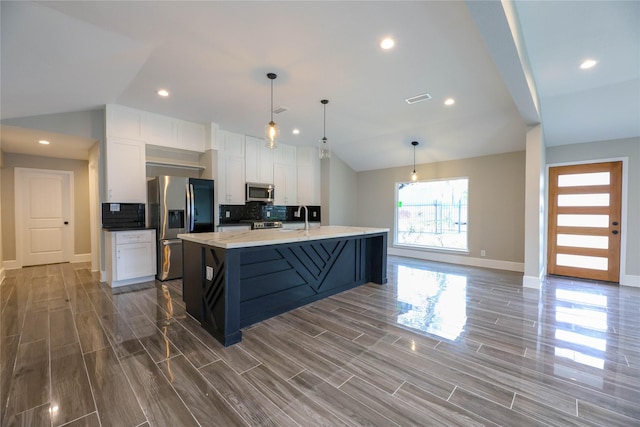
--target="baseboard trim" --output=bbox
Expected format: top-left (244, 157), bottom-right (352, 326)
top-left (2, 260), bottom-right (20, 270)
top-left (388, 247), bottom-right (524, 272)
top-left (73, 253), bottom-right (92, 263)
top-left (620, 274), bottom-right (640, 288)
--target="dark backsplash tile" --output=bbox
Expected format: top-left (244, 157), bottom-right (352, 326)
top-left (219, 202), bottom-right (321, 223)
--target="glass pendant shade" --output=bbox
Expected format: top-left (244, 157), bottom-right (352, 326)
top-left (266, 73), bottom-right (278, 149)
top-left (266, 120), bottom-right (279, 149)
top-left (411, 170), bottom-right (417, 181)
top-left (319, 99), bottom-right (330, 159)
top-left (320, 137), bottom-right (331, 159)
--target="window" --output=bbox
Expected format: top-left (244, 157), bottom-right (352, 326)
top-left (395, 178), bottom-right (468, 251)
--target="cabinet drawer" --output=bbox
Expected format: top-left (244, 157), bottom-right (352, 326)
top-left (115, 230), bottom-right (154, 244)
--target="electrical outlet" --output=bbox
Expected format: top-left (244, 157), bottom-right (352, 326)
top-left (225, 211), bottom-right (230, 218)
top-left (312, 212), bottom-right (317, 217)
top-left (294, 211), bottom-right (300, 217)
top-left (481, 250), bottom-right (486, 257)
top-left (206, 266), bottom-right (214, 281)
top-left (266, 211), bottom-right (271, 217)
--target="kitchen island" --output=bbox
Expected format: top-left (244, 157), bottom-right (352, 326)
top-left (178, 226), bottom-right (388, 346)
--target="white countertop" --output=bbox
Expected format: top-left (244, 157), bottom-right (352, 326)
top-left (178, 226), bottom-right (388, 249)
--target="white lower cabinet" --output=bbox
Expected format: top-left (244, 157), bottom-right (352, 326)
top-left (105, 229), bottom-right (156, 287)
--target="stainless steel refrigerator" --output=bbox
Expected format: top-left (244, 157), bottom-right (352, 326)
top-left (148, 176), bottom-right (215, 280)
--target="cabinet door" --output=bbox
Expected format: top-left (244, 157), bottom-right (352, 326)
top-left (220, 131), bottom-right (245, 157)
top-left (285, 164), bottom-right (298, 205)
top-left (274, 164), bottom-right (297, 205)
top-left (273, 143), bottom-right (296, 165)
top-left (225, 155), bottom-right (246, 204)
top-left (244, 136), bottom-right (260, 183)
top-left (177, 120), bottom-right (205, 152)
top-left (297, 147), bottom-right (321, 205)
top-left (105, 137), bottom-right (146, 202)
top-left (115, 242), bottom-right (154, 280)
top-left (245, 136), bottom-right (274, 184)
top-left (106, 105), bottom-right (142, 139)
top-left (258, 144), bottom-right (274, 183)
top-left (298, 165), bottom-right (317, 205)
top-left (141, 112), bottom-right (175, 148)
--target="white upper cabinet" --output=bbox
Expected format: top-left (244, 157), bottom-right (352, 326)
top-left (273, 144), bottom-right (297, 166)
top-left (297, 146), bottom-right (321, 205)
top-left (218, 131), bottom-right (246, 205)
top-left (141, 112), bottom-right (175, 148)
top-left (106, 105), bottom-right (142, 139)
top-left (105, 137), bottom-right (146, 203)
top-left (245, 136), bottom-right (274, 184)
top-left (219, 130), bottom-right (245, 157)
top-left (177, 120), bottom-right (206, 152)
top-left (273, 163), bottom-right (297, 206)
top-left (273, 144), bottom-right (297, 205)
top-left (106, 104), bottom-right (205, 153)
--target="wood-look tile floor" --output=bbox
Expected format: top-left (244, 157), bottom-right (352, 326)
top-left (1, 257), bottom-right (639, 426)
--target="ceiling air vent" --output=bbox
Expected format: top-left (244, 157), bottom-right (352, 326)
top-left (405, 93), bottom-right (432, 104)
top-left (273, 106), bottom-right (287, 114)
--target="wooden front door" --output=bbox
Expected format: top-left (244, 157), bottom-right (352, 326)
top-left (547, 161), bottom-right (622, 282)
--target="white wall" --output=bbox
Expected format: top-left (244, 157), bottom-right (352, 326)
top-left (321, 154), bottom-right (358, 226)
top-left (523, 125), bottom-right (545, 288)
top-left (546, 137), bottom-right (640, 285)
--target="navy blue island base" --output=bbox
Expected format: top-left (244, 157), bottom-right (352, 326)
top-left (182, 231), bottom-right (387, 346)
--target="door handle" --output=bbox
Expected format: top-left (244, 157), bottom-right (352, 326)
top-left (612, 221), bottom-right (619, 226)
top-left (64, 221), bottom-right (69, 225)
top-left (612, 230), bottom-right (619, 235)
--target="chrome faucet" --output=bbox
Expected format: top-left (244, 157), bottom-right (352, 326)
top-left (296, 205), bottom-right (309, 231)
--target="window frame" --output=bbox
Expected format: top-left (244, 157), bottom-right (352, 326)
top-left (393, 177), bottom-right (470, 253)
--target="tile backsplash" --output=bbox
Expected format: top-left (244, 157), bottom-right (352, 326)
top-left (219, 202), bottom-right (320, 224)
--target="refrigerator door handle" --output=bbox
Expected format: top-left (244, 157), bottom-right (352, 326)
top-left (189, 183), bottom-right (195, 232)
top-left (185, 183), bottom-right (192, 232)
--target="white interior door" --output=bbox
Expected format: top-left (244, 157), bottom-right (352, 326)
top-left (16, 168), bottom-right (74, 267)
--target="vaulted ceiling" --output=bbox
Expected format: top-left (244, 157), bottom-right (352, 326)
top-left (1, 1), bottom-right (638, 170)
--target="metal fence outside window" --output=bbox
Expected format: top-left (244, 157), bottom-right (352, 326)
top-left (397, 201), bottom-right (468, 234)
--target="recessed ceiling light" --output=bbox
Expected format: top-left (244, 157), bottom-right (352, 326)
top-left (157, 89), bottom-right (170, 97)
top-left (38, 140), bottom-right (50, 145)
top-left (292, 129), bottom-right (300, 135)
top-left (380, 38), bottom-right (395, 50)
top-left (444, 98), bottom-right (455, 106)
top-left (580, 59), bottom-right (597, 69)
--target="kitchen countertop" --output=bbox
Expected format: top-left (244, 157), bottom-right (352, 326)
top-left (178, 225), bottom-right (388, 249)
top-left (102, 227), bottom-right (155, 232)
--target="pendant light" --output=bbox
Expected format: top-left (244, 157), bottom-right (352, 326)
top-left (319, 99), bottom-right (331, 159)
top-left (265, 73), bottom-right (279, 149)
top-left (410, 141), bottom-right (419, 181)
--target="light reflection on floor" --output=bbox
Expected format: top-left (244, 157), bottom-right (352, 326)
top-left (551, 282), bottom-right (610, 386)
top-left (395, 264), bottom-right (467, 341)
top-left (393, 264), bottom-right (628, 389)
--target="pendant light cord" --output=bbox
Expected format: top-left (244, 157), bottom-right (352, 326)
top-left (270, 79), bottom-right (274, 122)
top-left (323, 103), bottom-right (326, 141)
top-left (411, 141), bottom-right (419, 178)
top-left (321, 99), bottom-right (329, 143)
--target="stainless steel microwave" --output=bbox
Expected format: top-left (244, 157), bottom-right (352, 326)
top-left (246, 182), bottom-right (274, 203)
